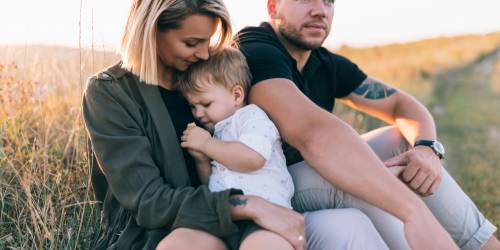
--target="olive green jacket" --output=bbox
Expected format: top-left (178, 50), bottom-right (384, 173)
top-left (83, 63), bottom-right (241, 249)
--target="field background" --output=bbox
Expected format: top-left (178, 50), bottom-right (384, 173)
top-left (1, 32), bottom-right (499, 248)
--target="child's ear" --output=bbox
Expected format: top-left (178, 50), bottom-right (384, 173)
top-left (231, 85), bottom-right (245, 106)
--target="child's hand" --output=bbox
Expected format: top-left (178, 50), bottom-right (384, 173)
top-left (181, 123), bottom-right (211, 152)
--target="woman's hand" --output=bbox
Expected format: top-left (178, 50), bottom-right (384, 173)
top-left (236, 196), bottom-right (306, 250)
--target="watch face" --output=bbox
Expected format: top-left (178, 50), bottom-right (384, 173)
top-left (432, 141), bottom-right (445, 155)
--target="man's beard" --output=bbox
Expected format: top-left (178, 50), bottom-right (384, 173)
top-left (278, 24), bottom-right (326, 50)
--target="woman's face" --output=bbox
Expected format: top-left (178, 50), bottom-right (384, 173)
top-left (157, 14), bottom-right (218, 72)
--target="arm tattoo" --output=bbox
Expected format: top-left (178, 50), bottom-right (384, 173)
top-left (353, 78), bottom-right (397, 99)
top-left (229, 197), bottom-right (248, 207)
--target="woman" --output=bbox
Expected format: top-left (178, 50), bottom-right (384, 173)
top-left (83, 0), bottom-right (387, 249)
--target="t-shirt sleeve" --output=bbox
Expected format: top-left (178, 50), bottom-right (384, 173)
top-left (332, 53), bottom-right (367, 98)
top-left (236, 105), bottom-right (280, 161)
top-left (239, 42), bottom-right (293, 85)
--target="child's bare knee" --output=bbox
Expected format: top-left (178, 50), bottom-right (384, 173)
top-left (240, 230), bottom-right (293, 250)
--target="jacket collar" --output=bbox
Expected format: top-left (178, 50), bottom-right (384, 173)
top-left (138, 81), bottom-right (189, 184)
top-left (108, 63), bottom-right (190, 185)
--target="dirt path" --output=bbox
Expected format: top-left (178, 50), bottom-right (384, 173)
top-left (429, 49), bottom-right (500, 231)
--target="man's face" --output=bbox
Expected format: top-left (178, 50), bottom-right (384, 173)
top-left (272, 0), bottom-right (335, 50)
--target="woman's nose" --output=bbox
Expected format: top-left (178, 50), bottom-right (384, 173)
top-left (195, 43), bottom-right (210, 61)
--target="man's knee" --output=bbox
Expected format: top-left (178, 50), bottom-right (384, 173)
top-left (306, 209), bottom-right (388, 250)
top-left (289, 162), bottom-right (339, 212)
top-left (289, 161), bottom-right (331, 190)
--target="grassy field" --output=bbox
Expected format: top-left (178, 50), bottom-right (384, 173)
top-left (1, 32), bottom-right (499, 248)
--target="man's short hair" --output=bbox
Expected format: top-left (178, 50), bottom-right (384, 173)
top-left (178, 47), bottom-right (251, 95)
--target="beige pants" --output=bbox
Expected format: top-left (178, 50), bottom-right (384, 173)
top-left (290, 126), bottom-right (497, 250)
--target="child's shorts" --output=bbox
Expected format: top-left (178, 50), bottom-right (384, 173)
top-left (222, 220), bottom-right (261, 250)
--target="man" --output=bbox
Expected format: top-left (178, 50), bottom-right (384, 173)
top-left (235, 0), bottom-right (499, 249)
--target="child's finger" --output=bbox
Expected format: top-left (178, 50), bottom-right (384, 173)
top-left (183, 128), bottom-right (193, 136)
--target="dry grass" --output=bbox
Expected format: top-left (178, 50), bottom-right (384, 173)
top-left (0, 46), bottom-right (118, 248)
top-left (336, 32), bottom-right (500, 102)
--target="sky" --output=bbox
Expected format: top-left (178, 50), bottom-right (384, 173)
top-left (1, 0), bottom-right (499, 49)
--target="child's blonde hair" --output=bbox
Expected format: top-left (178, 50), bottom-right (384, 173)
top-left (177, 47), bottom-right (251, 95)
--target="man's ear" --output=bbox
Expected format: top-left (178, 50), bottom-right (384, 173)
top-left (267, 0), bottom-right (278, 19)
top-left (232, 85), bottom-right (245, 106)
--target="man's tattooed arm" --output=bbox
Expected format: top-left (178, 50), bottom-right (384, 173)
top-left (353, 77), bottom-right (397, 99)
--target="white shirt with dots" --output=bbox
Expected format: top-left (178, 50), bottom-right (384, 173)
top-left (209, 104), bottom-right (294, 209)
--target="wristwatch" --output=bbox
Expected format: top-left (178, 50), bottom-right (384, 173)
top-left (414, 139), bottom-right (445, 159)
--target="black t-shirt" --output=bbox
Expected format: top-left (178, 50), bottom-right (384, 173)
top-left (236, 22), bottom-right (367, 165)
top-left (158, 86), bottom-right (200, 187)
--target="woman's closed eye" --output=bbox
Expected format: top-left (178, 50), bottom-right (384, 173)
top-left (184, 38), bottom-right (204, 48)
top-left (184, 41), bottom-right (198, 48)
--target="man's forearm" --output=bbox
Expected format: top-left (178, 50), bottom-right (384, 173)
top-left (393, 92), bottom-right (437, 145)
top-left (294, 114), bottom-right (426, 222)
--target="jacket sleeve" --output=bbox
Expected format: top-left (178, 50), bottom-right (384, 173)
top-left (82, 77), bottom-right (241, 236)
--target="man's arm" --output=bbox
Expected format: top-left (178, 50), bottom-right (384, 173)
top-left (340, 77), bottom-right (443, 195)
top-left (339, 77), bottom-right (436, 145)
top-left (248, 78), bottom-right (457, 249)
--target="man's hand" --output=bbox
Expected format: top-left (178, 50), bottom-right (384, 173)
top-left (181, 123), bottom-right (212, 152)
top-left (405, 205), bottom-right (459, 250)
top-left (385, 146), bottom-right (443, 196)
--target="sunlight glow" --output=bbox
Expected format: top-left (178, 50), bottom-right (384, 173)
top-left (1, 0), bottom-right (499, 48)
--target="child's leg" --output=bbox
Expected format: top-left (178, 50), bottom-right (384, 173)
top-left (239, 229), bottom-right (294, 250)
top-left (156, 228), bottom-right (228, 250)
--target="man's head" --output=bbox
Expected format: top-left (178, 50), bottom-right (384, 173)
top-left (268, 0), bottom-right (335, 50)
top-left (178, 47), bottom-right (251, 131)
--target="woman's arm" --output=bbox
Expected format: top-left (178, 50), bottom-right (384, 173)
top-left (83, 77), bottom-right (240, 235)
top-left (228, 195), bottom-right (306, 250)
top-left (194, 159), bottom-right (211, 184)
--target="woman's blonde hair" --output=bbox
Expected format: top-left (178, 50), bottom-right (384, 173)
top-left (120, 0), bottom-right (232, 85)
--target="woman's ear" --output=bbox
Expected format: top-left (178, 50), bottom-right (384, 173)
top-left (231, 85), bottom-right (245, 106)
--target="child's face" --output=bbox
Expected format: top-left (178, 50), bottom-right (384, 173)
top-left (185, 83), bottom-right (245, 132)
